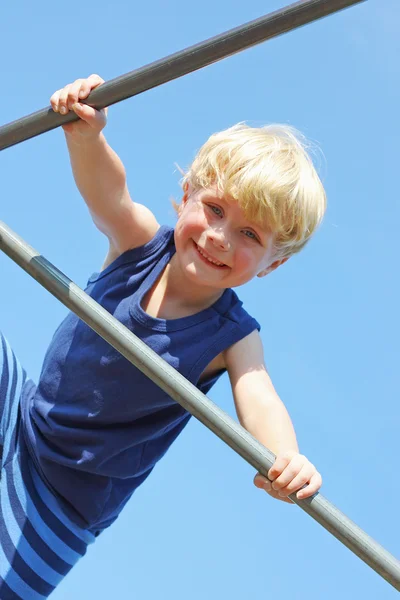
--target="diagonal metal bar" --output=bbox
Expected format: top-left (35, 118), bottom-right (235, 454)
top-left (0, 0), bottom-right (365, 151)
top-left (0, 220), bottom-right (399, 590)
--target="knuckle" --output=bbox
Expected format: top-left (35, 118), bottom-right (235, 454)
top-left (284, 450), bottom-right (297, 461)
top-left (300, 476), bottom-right (310, 487)
top-left (59, 87), bottom-right (70, 103)
top-left (89, 73), bottom-right (104, 84)
top-left (284, 483), bottom-right (296, 494)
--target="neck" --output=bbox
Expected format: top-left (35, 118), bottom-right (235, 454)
top-left (163, 254), bottom-right (225, 311)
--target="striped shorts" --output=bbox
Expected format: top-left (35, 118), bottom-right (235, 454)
top-left (0, 333), bottom-right (95, 599)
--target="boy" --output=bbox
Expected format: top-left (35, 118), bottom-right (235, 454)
top-left (0, 73), bottom-right (324, 598)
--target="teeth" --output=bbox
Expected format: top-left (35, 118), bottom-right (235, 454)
top-left (197, 245), bottom-right (225, 266)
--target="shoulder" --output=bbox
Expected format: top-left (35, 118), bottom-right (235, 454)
top-left (225, 330), bottom-right (279, 406)
top-left (224, 329), bottom-right (264, 375)
top-left (194, 293), bottom-right (260, 383)
top-left (208, 291), bottom-right (261, 372)
top-left (102, 203), bottom-right (161, 269)
top-left (219, 289), bottom-right (260, 330)
top-left (101, 222), bottom-right (174, 271)
top-left (203, 328), bottom-right (263, 379)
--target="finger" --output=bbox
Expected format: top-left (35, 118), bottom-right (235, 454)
top-left (50, 89), bottom-right (61, 112)
top-left (75, 75), bottom-right (104, 104)
top-left (85, 75), bottom-right (108, 115)
top-left (87, 73), bottom-right (105, 88)
top-left (269, 490), bottom-right (294, 504)
top-left (276, 464), bottom-right (314, 497)
top-left (72, 103), bottom-right (107, 129)
top-left (254, 473), bottom-right (271, 491)
top-left (77, 78), bottom-right (93, 101)
top-left (67, 79), bottom-right (87, 109)
top-left (268, 451), bottom-right (297, 481)
top-left (254, 475), bottom-right (293, 504)
top-left (271, 454), bottom-right (305, 491)
top-left (296, 472), bottom-right (322, 500)
top-left (58, 84), bottom-right (73, 115)
top-left (276, 494), bottom-right (294, 504)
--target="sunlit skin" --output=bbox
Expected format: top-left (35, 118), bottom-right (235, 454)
top-left (48, 75), bottom-right (323, 505)
top-left (167, 186), bottom-right (286, 310)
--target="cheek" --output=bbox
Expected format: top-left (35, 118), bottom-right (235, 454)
top-left (234, 246), bottom-right (259, 272)
top-left (176, 208), bottom-right (208, 241)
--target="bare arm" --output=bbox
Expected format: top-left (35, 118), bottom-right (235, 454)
top-left (225, 330), bottom-right (299, 457)
top-left (51, 75), bottom-right (159, 263)
top-left (224, 330), bottom-right (322, 502)
top-left (65, 133), bottom-right (159, 263)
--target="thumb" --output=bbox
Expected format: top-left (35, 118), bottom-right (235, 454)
top-left (253, 473), bottom-right (271, 490)
top-left (72, 103), bottom-right (107, 129)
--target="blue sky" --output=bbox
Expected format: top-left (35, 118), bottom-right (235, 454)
top-left (1, 0), bottom-right (399, 598)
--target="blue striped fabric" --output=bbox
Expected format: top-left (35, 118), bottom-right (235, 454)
top-left (0, 333), bottom-right (95, 599)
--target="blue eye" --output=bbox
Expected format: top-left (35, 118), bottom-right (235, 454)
top-left (210, 205), bottom-right (223, 216)
top-left (243, 230), bottom-right (257, 240)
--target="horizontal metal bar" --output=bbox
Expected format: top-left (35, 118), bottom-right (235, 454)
top-left (0, 0), bottom-right (365, 151)
top-left (0, 220), bottom-right (398, 590)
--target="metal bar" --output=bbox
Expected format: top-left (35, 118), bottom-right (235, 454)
top-left (0, 220), bottom-right (398, 589)
top-left (0, 0), bottom-right (365, 151)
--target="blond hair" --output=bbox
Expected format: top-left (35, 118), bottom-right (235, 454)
top-left (180, 123), bottom-right (326, 259)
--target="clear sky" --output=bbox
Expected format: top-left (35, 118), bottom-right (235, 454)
top-left (1, 0), bottom-right (399, 598)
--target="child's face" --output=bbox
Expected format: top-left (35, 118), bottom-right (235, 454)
top-left (174, 186), bottom-right (283, 290)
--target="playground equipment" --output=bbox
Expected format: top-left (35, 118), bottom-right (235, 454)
top-left (1, 0), bottom-right (399, 591)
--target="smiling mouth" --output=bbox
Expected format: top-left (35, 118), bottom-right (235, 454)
top-left (194, 242), bottom-right (228, 268)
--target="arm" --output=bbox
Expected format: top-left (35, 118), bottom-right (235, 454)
top-left (225, 330), bottom-right (322, 502)
top-left (50, 75), bottom-right (159, 264)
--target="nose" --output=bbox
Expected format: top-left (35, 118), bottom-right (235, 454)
top-left (208, 226), bottom-right (230, 251)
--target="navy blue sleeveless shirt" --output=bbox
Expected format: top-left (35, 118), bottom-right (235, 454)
top-left (21, 226), bottom-right (259, 534)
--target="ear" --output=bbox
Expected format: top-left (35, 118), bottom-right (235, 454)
top-left (257, 257), bottom-right (289, 278)
top-left (182, 182), bottom-right (192, 203)
top-left (176, 184), bottom-right (190, 216)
